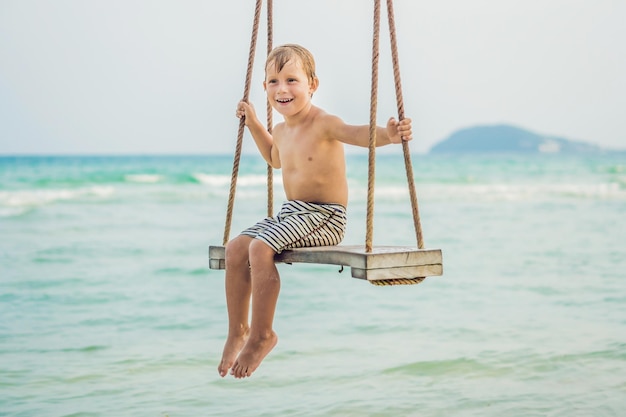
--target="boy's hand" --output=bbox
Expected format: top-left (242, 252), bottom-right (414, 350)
top-left (387, 117), bottom-right (413, 144)
top-left (236, 101), bottom-right (257, 126)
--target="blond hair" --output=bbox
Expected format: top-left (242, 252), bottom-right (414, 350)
top-left (265, 44), bottom-right (317, 84)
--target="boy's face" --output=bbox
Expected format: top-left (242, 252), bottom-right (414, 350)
top-left (264, 59), bottom-right (318, 118)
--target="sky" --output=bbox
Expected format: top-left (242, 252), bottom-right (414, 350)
top-left (1, 0), bottom-right (625, 155)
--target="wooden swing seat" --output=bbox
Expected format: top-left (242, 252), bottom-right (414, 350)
top-left (209, 245), bottom-right (442, 284)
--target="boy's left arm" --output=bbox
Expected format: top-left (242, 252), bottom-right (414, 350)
top-left (329, 115), bottom-right (413, 147)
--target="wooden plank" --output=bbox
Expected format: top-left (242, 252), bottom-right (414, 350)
top-left (208, 245), bottom-right (443, 280)
top-left (209, 258), bottom-right (225, 270)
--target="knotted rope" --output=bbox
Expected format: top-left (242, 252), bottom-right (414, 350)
top-left (265, 0), bottom-right (274, 218)
top-left (387, 0), bottom-right (424, 250)
top-left (370, 277), bottom-right (426, 287)
top-left (222, 0), bottom-right (263, 245)
top-left (365, 0), bottom-right (381, 254)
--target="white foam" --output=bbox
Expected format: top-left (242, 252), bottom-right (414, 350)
top-left (346, 181), bottom-right (626, 203)
top-left (0, 186), bottom-right (115, 216)
top-left (419, 182), bottom-right (626, 201)
top-left (124, 174), bottom-right (163, 183)
top-left (238, 174), bottom-right (280, 187)
top-left (192, 173), bottom-right (231, 186)
top-left (193, 173), bottom-right (281, 187)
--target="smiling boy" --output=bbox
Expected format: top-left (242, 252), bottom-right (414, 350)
top-left (218, 44), bottom-right (412, 378)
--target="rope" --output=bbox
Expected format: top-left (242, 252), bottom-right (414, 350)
top-left (365, 0), bottom-right (381, 253)
top-left (222, 0), bottom-right (263, 246)
top-left (370, 277), bottom-right (426, 286)
top-left (266, 0), bottom-right (274, 218)
top-left (386, 0), bottom-right (424, 250)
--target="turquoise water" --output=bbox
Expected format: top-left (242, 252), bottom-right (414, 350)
top-left (1, 153), bottom-right (625, 416)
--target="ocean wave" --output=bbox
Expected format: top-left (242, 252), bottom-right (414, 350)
top-left (346, 181), bottom-right (626, 202)
top-left (193, 173), bottom-right (282, 187)
top-left (0, 186), bottom-right (115, 217)
top-left (2, 179), bottom-right (621, 218)
top-left (441, 182), bottom-right (626, 201)
top-left (204, 180), bottom-right (626, 203)
top-left (605, 164), bottom-right (625, 174)
top-left (382, 356), bottom-right (513, 379)
top-left (124, 174), bottom-right (164, 183)
top-left (192, 173), bottom-right (231, 186)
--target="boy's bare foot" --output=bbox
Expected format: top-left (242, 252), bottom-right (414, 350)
top-left (218, 333), bottom-right (248, 377)
top-left (230, 331), bottom-right (278, 378)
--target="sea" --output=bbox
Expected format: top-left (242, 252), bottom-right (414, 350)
top-left (1, 152), bottom-right (625, 417)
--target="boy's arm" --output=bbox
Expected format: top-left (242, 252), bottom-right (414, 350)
top-left (324, 114), bottom-right (413, 147)
top-left (237, 101), bottom-right (280, 168)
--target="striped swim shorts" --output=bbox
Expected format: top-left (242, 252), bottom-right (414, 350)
top-left (240, 200), bottom-right (347, 254)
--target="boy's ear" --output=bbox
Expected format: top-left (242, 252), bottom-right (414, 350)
top-left (309, 77), bottom-right (319, 95)
top-left (263, 80), bottom-right (267, 91)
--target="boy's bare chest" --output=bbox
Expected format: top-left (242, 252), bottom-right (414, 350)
top-left (278, 133), bottom-right (326, 165)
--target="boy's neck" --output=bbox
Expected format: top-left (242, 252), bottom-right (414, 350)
top-left (283, 102), bottom-right (315, 126)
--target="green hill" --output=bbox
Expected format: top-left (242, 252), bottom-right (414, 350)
top-left (429, 125), bottom-right (603, 154)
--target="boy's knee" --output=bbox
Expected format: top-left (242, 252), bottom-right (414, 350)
top-left (225, 235), bottom-right (252, 265)
top-left (248, 239), bottom-right (276, 263)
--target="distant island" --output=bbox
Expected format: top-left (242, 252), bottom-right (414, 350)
top-left (429, 124), bottom-right (606, 154)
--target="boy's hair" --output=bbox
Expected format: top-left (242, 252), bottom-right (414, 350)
top-left (265, 44), bottom-right (317, 84)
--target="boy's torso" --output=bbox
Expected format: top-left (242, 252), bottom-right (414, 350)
top-left (274, 115), bottom-right (349, 207)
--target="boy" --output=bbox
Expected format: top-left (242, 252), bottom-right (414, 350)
top-left (219, 44), bottom-right (412, 378)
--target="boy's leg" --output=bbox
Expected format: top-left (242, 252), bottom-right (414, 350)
top-left (218, 234), bottom-right (254, 377)
top-left (231, 238), bottom-right (280, 378)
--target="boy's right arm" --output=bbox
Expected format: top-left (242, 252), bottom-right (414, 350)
top-left (236, 101), bottom-right (280, 168)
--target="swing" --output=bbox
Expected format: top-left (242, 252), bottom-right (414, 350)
top-left (209, 0), bottom-right (443, 286)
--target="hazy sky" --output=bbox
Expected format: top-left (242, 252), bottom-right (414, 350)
top-left (1, 0), bottom-right (625, 154)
